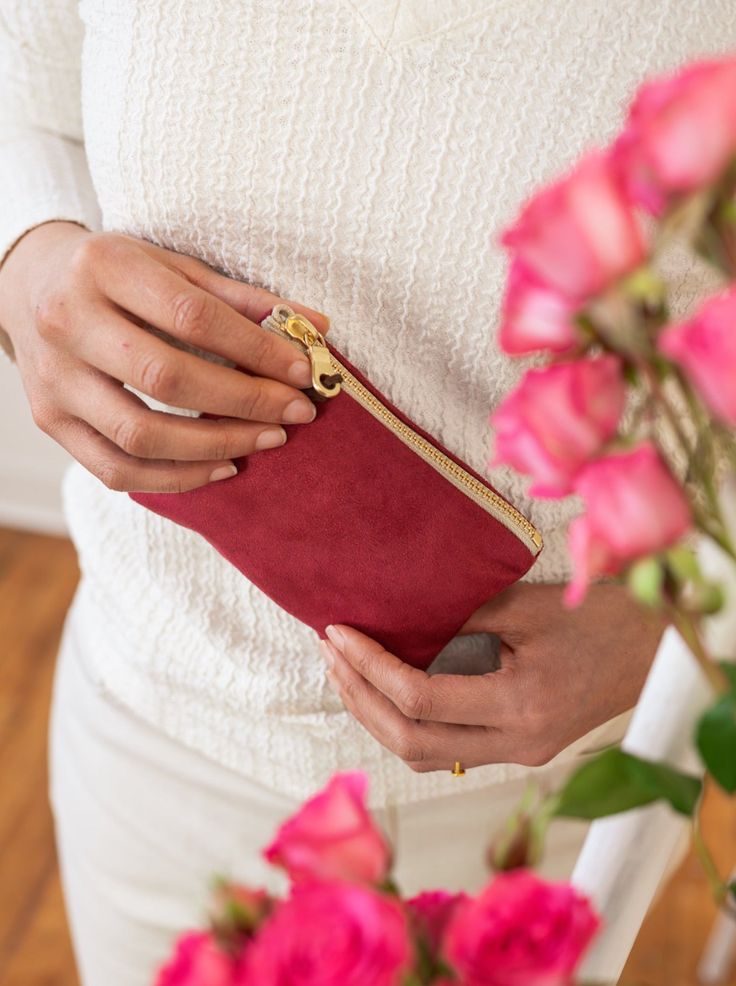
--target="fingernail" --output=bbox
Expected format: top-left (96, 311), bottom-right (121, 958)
top-left (288, 359), bottom-right (312, 387)
top-left (319, 638), bottom-right (337, 670)
top-left (325, 624), bottom-right (345, 649)
top-left (283, 398), bottom-right (316, 423)
top-left (255, 426), bottom-right (287, 450)
top-left (317, 312), bottom-right (330, 329)
top-left (209, 463), bottom-right (238, 482)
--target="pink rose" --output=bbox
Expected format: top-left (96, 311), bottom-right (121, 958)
top-left (566, 442), bottom-right (692, 605)
top-left (614, 57), bottom-right (736, 214)
top-left (501, 151), bottom-right (646, 301)
top-left (263, 771), bottom-right (391, 886)
top-left (407, 890), bottom-right (468, 955)
top-left (659, 286), bottom-right (736, 425)
top-left (155, 931), bottom-right (248, 986)
top-left (244, 882), bottom-right (412, 986)
top-left (499, 261), bottom-right (581, 355)
top-left (490, 357), bottom-right (625, 498)
top-left (444, 870), bottom-right (600, 986)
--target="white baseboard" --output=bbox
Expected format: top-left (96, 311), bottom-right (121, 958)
top-left (0, 461), bottom-right (70, 536)
top-left (0, 500), bottom-right (68, 536)
top-left (0, 363), bottom-right (73, 536)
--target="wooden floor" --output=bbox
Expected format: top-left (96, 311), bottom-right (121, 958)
top-left (0, 526), bottom-right (734, 986)
top-left (0, 528), bottom-right (80, 986)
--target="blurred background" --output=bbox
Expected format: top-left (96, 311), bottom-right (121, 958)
top-left (0, 361), bottom-right (71, 535)
top-left (0, 356), bottom-right (734, 986)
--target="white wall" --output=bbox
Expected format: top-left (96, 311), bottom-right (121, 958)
top-left (0, 360), bottom-right (71, 535)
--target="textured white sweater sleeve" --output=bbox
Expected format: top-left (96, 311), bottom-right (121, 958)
top-left (0, 0), bottom-right (102, 364)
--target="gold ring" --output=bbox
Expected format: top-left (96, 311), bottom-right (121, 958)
top-left (451, 761), bottom-right (466, 777)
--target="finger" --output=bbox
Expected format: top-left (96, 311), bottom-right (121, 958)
top-left (83, 236), bottom-right (315, 388)
top-left (322, 640), bottom-right (502, 771)
top-left (58, 368), bottom-right (288, 460)
top-left (67, 304), bottom-right (317, 424)
top-left (48, 412), bottom-right (243, 492)
top-left (152, 246), bottom-right (332, 337)
top-left (326, 624), bottom-right (515, 728)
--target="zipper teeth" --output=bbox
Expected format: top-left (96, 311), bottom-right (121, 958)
top-left (327, 352), bottom-right (543, 554)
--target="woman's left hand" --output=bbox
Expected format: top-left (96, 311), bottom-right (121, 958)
top-left (319, 582), bottom-right (666, 773)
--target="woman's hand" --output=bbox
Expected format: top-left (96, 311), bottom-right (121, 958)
top-left (0, 221), bottom-right (328, 492)
top-left (319, 582), bottom-right (666, 772)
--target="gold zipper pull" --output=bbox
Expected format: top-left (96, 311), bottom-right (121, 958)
top-left (281, 312), bottom-right (342, 399)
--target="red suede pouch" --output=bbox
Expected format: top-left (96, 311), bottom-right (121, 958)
top-left (128, 305), bottom-right (543, 670)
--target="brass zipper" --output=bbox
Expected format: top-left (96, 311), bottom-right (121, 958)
top-left (261, 305), bottom-right (543, 554)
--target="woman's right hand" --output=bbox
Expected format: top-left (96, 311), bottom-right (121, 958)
top-left (0, 221), bottom-right (328, 492)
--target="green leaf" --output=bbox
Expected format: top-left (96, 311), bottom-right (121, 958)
top-left (553, 748), bottom-right (702, 820)
top-left (719, 661), bottom-right (736, 693)
top-left (696, 694), bottom-right (736, 794)
top-left (625, 755), bottom-right (703, 815)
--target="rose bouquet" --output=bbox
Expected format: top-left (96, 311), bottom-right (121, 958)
top-left (490, 52), bottom-right (736, 921)
top-left (154, 772), bottom-right (600, 985)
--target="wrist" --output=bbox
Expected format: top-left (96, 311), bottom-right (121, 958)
top-left (0, 220), bottom-right (90, 352)
top-left (0, 219), bottom-right (90, 280)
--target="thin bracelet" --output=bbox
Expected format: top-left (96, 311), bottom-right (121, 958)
top-left (0, 327), bottom-right (14, 364)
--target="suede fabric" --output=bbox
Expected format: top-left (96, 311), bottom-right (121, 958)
top-left (129, 345), bottom-right (539, 669)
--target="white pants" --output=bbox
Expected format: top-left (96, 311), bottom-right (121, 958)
top-left (48, 595), bottom-right (592, 986)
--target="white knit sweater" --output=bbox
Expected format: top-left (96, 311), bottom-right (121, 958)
top-left (1, 0), bottom-right (734, 806)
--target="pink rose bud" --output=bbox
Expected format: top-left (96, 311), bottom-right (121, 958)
top-left (614, 56), bottom-right (736, 215)
top-left (501, 151), bottom-right (646, 302)
top-left (154, 931), bottom-right (247, 986)
top-left (490, 356), bottom-right (626, 498)
top-left (263, 771), bottom-right (391, 886)
top-left (566, 443), bottom-right (692, 606)
top-left (208, 881), bottom-right (273, 952)
top-left (444, 870), bottom-right (600, 986)
top-left (487, 813), bottom-right (536, 873)
top-left (659, 286), bottom-right (736, 426)
top-left (244, 882), bottom-right (412, 986)
top-left (407, 890), bottom-right (468, 956)
top-left (499, 261), bottom-right (581, 355)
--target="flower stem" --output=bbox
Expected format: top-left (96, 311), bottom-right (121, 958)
top-left (638, 359), bottom-right (736, 563)
top-left (671, 371), bottom-right (736, 561)
top-left (664, 603), bottom-right (731, 694)
top-left (637, 359), bottom-right (694, 462)
top-left (687, 502), bottom-right (736, 561)
top-left (692, 782), bottom-right (730, 906)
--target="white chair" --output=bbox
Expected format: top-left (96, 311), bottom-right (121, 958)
top-left (570, 626), bottom-right (723, 983)
top-left (698, 867), bottom-right (736, 984)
